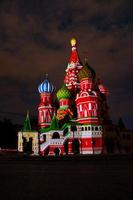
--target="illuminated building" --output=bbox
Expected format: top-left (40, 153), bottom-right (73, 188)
top-left (18, 38), bottom-right (109, 156)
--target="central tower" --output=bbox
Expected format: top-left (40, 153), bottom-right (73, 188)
top-left (64, 38), bottom-right (83, 92)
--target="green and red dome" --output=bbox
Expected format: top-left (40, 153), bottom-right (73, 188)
top-left (78, 61), bottom-right (96, 81)
top-left (57, 84), bottom-right (71, 100)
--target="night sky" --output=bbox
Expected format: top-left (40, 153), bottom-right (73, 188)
top-left (0, 0), bottom-right (133, 129)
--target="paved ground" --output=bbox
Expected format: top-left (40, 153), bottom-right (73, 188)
top-left (0, 154), bottom-right (133, 200)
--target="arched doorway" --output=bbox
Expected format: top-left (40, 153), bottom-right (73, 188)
top-left (23, 137), bottom-right (33, 154)
top-left (72, 139), bottom-right (80, 154)
top-left (54, 148), bottom-right (60, 156)
top-left (52, 132), bottom-right (60, 139)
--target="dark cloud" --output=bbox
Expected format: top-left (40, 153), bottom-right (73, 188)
top-left (0, 0), bottom-right (133, 128)
top-left (32, 33), bottom-right (63, 50)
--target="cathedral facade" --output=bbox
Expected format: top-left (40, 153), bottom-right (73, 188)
top-left (18, 38), bottom-right (109, 156)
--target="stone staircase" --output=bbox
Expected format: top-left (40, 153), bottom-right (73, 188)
top-left (40, 132), bottom-right (70, 153)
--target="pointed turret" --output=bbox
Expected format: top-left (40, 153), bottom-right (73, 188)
top-left (23, 111), bottom-right (31, 132)
top-left (69, 38), bottom-right (80, 63)
top-left (50, 112), bottom-right (59, 130)
top-left (64, 38), bottom-right (83, 91)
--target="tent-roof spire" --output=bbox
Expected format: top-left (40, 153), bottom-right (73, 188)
top-left (23, 110), bottom-right (31, 132)
top-left (69, 38), bottom-right (80, 63)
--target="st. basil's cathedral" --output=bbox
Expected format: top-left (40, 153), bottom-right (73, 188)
top-left (18, 38), bottom-right (109, 156)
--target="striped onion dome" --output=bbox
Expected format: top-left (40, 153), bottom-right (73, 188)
top-left (78, 60), bottom-right (96, 81)
top-left (38, 78), bottom-right (54, 93)
top-left (56, 84), bottom-right (71, 100)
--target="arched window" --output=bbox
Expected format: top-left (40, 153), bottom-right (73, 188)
top-left (52, 132), bottom-right (60, 139)
top-left (54, 148), bottom-right (60, 156)
top-left (99, 126), bottom-right (102, 131)
top-left (95, 126), bottom-right (98, 131)
top-left (84, 110), bottom-right (87, 117)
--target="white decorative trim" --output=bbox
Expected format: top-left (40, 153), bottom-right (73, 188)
top-left (39, 106), bottom-right (52, 109)
top-left (76, 117), bottom-right (98, 120)
top-left (81, 151), bottom-right (93, 154)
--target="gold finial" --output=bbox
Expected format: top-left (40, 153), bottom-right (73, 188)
top-left (70, 38), bottom-right (77, 46)
top-left (45, 73), bottom-right (48, 79)
top-left (84, 58), bottom-right (88, 63)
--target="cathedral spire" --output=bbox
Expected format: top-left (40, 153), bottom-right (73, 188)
top-left (69, 38), bottom-right (80, 63)
top-left (23, 111), bottom-right (31, 132)
top-left (64, 38), bottom-right (83, 91)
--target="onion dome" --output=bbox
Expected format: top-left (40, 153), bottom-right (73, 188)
top-left (57, 84), bottom-right (71, 100)
top-left (78, 60), bottom-right (96, 81)
top-left (38, 77), bottom-right (54, 93)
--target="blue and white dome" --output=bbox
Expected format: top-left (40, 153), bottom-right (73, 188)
top-left (38, 79), bottom-right (54, 93)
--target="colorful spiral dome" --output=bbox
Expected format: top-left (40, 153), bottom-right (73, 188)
top-left (57, 84), bottom-right (71, 100)
top-left (38, 78), bottom-right (54, 93)
top-left (78, 60), bottom-right (96, 81)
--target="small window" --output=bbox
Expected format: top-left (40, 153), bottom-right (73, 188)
top-left (88, 126), bottom-right (90, 131)
top-left (95, 126), bottom-right (98, 131)
top-left (92, 126), bottom-right (94, 131)
top-left (85, 127), bottom-right (87, 131)
top-left (81, 127), bottom-right (84, 131)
